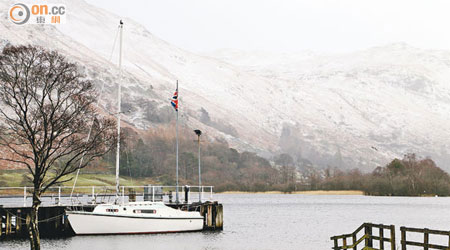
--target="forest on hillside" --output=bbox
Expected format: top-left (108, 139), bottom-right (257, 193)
top-left (94, 125), bottom-right (450, 195)
top-left (2, 123), bottom-right (449, 196)
top-left (98, 125), bottom-right (283, 192)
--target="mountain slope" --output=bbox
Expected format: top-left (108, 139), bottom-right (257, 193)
top-left (208, 44), bottom-right (450, 170)
top-left (0, 0), bottom-right (281, 155)
top-left (1, 1), bottom-right (450, 171)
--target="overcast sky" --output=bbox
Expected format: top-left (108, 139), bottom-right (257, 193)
top-left (86, 0), bottom-right (450, 53)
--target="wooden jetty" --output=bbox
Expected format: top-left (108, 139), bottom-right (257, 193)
top-left (0, 185), bottom-right (223, 240)
top-left (168, 201), bottom-right (223, 231)
top-left (331, 222), bottom-right (450, 250)
top-left (0, 206), bottom-right (71, 238)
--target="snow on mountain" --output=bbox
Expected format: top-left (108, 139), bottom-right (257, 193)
top-left (1, 0), bottom-right (450, 171)
top-left (208, 43), bottom-right (450, 170)
top-left (0, 0), bottom-right (280, 156)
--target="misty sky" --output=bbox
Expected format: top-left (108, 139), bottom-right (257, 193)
top-left (86, 0), bottom-right (450, 53)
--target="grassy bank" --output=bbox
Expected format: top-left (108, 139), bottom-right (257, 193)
top-left (0, 170), bottom-right (154, 187)
top-left (220, 190), bottom-right (364, 195)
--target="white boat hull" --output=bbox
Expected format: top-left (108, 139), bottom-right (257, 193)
top-left (67, 212), bottom-right (204, 235)
top-left (67, 202), bottom-right (204, 235)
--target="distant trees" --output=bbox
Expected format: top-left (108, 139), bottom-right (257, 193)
top-left (76, 120), bottom-right (450, 197)
top-left (103, 123), bottom-right (450, 196)
top-left (79, 114), bottom-right (450, 196)
top-left (274, 153), bottom-right (297, 190)
top-left (363, 154), bottom-right (450, 196)
top-left (308, 154), bottom-right (450, 196)
top-left (319, 168), bottom-right (363, 191)
top-left (104, 125), bottom-right (280, 191)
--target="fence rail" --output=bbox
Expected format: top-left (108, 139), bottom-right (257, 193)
top-left (332, 223), bottom-right (450, 250)
top-left (0, 185), bottom-right (214, 207)
top-left (330, 223), bottom-right (396, 250)
top-left (401, 226), bottom-right (450, 250)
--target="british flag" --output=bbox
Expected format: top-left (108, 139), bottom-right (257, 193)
top-left (171, 88), bottom-right (178, 111)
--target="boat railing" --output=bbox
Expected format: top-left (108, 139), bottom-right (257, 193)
top-left (0, 185), bottom-right (214, 207)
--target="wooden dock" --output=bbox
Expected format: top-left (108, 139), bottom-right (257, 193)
top-left (0, 206), bottom-right (71, 238)
top-left (0, 185), bottom-right (223, 239)
top-left (168, 201), bottom-right (223, 231)
top-left (0, 201), bottom-right (223, 239)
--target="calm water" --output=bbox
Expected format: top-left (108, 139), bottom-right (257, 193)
top-left (2, 194), bottom-right (450, 250)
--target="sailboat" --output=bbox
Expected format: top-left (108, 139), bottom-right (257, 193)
top-left (66, 20), bottom-right (204, 235)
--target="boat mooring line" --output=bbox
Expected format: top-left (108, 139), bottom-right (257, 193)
top-left (0, 207), bottom-right (65, 223)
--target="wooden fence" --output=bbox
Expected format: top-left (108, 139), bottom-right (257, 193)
top-left (332, 223), bottom-right (450, 250)
top-left (330, 223), bottom-right (396, 250)
top-left (400, 226), bottom-right (450, 250)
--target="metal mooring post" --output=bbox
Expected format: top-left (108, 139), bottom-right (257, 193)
top-left (201, 186), bottom-right (204, 202)
top-left (152, 186), bottom-right (155, 202)
top-left (58, 187), bottom-right (61, 206)
top-left (92, 186), bottom-right (95, 203)
top-left (23, 187), bottom-right (27, 207)
top-left (184, 185), bottom-right (189, 203)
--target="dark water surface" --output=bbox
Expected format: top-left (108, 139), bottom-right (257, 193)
top-left (2, 194), bottom-right (450, 250)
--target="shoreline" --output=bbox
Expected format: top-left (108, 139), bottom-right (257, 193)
top-left (219, 190), bottom-right (364, 195)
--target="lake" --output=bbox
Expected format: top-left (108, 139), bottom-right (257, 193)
top-left (2, 194), bottom-right (450, 250)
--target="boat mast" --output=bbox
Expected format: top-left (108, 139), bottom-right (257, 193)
top-left (175, 80), bottom-right (179, 203)
top-left (115, 20), bottom-right (123, 199)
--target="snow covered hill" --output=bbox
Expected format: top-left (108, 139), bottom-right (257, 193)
top-left (207, 44), bottom-right (450, 170)
top-left (1, 0), bottom-right (450, 171)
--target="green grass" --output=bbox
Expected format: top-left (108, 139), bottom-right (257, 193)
top-left (0, 170), bottom-right (157, 188)
top-left (0, 171), bottom-right (30, 186)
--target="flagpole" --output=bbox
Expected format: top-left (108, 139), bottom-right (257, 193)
top-left (175, 80), bottom-right (179, 203)
top-left (115, 20), bottom-right (123, 202)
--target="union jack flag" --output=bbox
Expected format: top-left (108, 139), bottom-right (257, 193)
top-left (171, 87), bottom-right (178, 112)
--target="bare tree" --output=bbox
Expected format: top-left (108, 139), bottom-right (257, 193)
top-left (0, 45), bottom-right (116, 250)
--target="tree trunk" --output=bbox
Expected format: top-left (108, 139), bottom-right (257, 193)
top-left (28, 192), bottom-right (41, 250)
